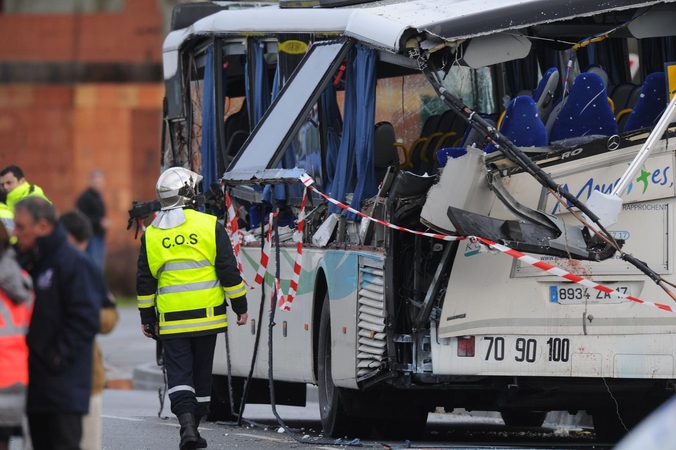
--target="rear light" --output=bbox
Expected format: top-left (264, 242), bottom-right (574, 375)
top-left (457, 336), bottom-right (475, 357)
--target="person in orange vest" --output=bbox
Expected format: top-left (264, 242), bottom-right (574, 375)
top-left (0, 220), bottom-right (33, 450)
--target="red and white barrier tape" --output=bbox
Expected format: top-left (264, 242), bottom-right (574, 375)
top-left (225, 193), bottom-right (250, 288)
top-left (278, 188), bottom-right (307, 311)
top-left (299, 173), bottom-right (465, 242)
top-left (297, 173), bottom-right (675, 314)
top-left (475, 237), bottom-right (676, 313)
top-left (254, 212), bottom-right (276, 286)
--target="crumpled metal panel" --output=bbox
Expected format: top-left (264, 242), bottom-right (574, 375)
top-left (344, 0), bottom-right (676, 52)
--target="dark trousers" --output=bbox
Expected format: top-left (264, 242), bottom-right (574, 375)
top-left (163, 333), bottom-right (217, 418)
top-left (29, 413), bottom-right (82, 450)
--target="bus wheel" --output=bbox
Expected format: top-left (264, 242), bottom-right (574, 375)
top-left (373, 410), bottom-right (428, 440)
top-left (317, 294), bottom-right (371, 438)
top-left (207, 374), bottom-right (238, 422)
top-left (500, 410), bottom-right (547, 427)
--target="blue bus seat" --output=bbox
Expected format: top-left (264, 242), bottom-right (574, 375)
top-left (584, 64), bottom-right (609, 89)
top-left (624, 72), bottom-right (667, 132)
top-left (485, 95), bottom-right (548, 153)
top-left (549, 72), bottom-right (618, 142)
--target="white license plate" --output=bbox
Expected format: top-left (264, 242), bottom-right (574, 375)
top-left (549, 284), bottom-right (630, 304)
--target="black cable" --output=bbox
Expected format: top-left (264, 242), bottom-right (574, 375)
top-left (236, 204), bottom-right (269, 426)
top-left (224, 323), bottom-right (238, 420)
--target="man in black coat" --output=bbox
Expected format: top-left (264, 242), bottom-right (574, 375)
top-left (13, 197), bottom-right (102, 450)
top-left (76, 169), bottom-right (109, 270)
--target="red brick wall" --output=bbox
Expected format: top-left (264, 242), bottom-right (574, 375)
top-left (0, 83), bottom-right (163, 251)
top-left (0, 1), bottom-right (162, 63)
top-left (0, 1), bottom-right (164, 258)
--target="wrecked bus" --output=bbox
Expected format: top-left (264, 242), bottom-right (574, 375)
top-left (159, 0), bottom-right (676, 441)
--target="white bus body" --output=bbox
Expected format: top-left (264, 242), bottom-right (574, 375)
top-left (159, 0), bottom-right (676, 441)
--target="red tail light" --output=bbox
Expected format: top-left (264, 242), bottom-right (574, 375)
top-left (457, 336), bottom-right (475, 357)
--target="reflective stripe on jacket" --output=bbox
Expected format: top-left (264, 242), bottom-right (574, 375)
top-left (145, 209), bottom-right (230, 335)
top-left (0, 273), bottom-right (33, 389)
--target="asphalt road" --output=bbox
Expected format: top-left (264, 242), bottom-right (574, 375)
top-left (8, 307), bottom-right (613, 450)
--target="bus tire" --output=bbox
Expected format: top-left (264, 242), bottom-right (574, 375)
top-left (500, 410), bottom-right (547, 427)
top-left (317, 294), bottom-right (371, 438)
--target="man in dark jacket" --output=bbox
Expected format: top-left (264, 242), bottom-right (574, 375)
top-left (13, 197), bottom-right (102, 450)
top-left (76, 169), bottom-right (109, 270)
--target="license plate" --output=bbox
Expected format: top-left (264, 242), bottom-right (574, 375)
top-left (549, 284), bottom-right (630, 304)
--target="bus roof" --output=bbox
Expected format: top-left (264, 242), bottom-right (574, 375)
top-left (163, 8), bottom-right (353, 53)
top-left (163, 0), bottom-right (676, 79)
top-left (345, 0), bottom-right (676, 52)
top-left (163, 7), bottom-right (354, 80)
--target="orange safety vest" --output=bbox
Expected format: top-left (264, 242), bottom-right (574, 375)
top-left (0, 273), bottom-right (33, 389)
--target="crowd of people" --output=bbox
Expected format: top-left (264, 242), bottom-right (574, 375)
top-left (0, 164), bottom-right (249, 450)
top-left (0, 165), bottom-right (116, 450)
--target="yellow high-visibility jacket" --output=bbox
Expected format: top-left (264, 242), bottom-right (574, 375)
top-left (136, 209), bottom-right (247, 337)
top-left (6, 182), bottom-right (50, 210)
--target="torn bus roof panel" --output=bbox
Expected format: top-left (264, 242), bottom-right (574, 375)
top-left (344, 0), bottom-right (676, 52)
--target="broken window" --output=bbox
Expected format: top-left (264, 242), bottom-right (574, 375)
top-left (226, 40), bottom-right (353, 181)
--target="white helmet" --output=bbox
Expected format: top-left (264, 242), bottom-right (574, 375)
top-left (156, 167), bottom-right (203, 210)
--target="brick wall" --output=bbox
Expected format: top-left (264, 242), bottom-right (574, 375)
top-left (0, 1), bottom-right (162, 63)
top-left (0, 83), bottom-right (162, 248)
top-left (0, 2), bottom-right (165, 294)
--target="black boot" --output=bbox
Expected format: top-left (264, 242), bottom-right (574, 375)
top-left (177, 413), bottom-right (199, 449)
top-left (194, 416), bottom-right (208, 448)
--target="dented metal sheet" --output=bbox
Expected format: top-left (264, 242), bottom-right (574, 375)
top-left (344, 0), bottom-right (676, 52)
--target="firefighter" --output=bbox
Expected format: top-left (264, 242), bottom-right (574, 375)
top-left (136, 168), bottom-right (248, 450)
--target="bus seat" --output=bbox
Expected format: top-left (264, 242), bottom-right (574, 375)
top-left (460, 116), bottom-right (496, 149)
top-left (426, 109), bottom-right (456, 150)
top-left (584, 64), bottom-right (609, 89)
top-left (373, 121), bottom-right (399, 185)
top-left (436, 110), bottom-right (467, 152)
top-left (533, 67), bottom-right (559, 124)
top-left (616, 108), bottom-right (634, 133)
top-left (626, 84), bottom-right (643, 110)
top-left (549, 72), bottom-right (618, 142)
top-left (484, 95), bottom-right (547, 153)
top-left (610, 82), bottom-right (637, 112)
top-left (224, 99), bottom-right (250, 159)
top-left (408, 114), bottom-right (440, 173)
top-left (584, 65), bottom-right (616, 113)
top-left (624, 72), bottom-right (667, 132)
top-left (545, 96), bottom-right (566, 135)
top-left (418, 109), bottom-right (457, 174)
